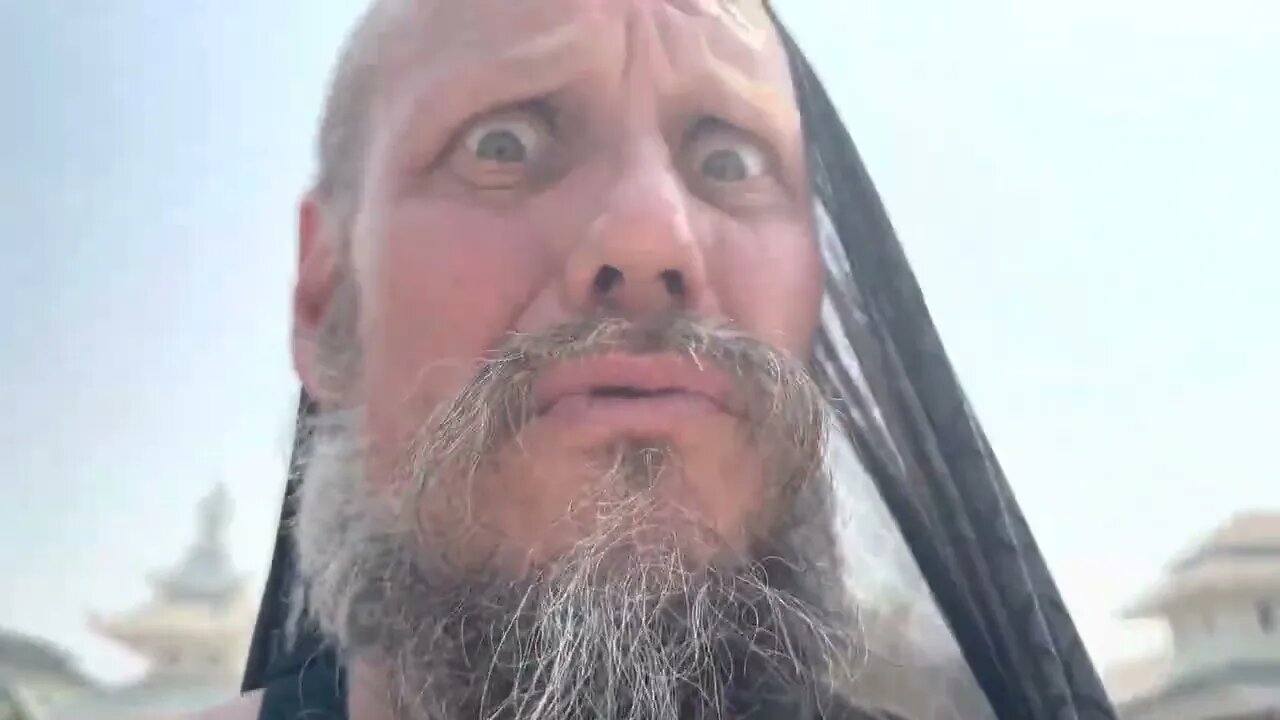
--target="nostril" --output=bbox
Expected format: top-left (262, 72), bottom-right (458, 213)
top-left (593, 265), bottom-right (624, 296)
top-left (659, 269), bottom-right (685, 298)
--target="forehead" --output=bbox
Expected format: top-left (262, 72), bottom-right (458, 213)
top-left (401, 0), bottom-right (774, 38)
top-left (667, 0), bottom-right (764, 33)
top-left (377, 0), bottom-right (791, 95)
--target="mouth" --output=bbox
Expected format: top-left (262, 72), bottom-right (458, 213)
top-left (531, 354), bottom-right (738, 435)
top-left (584, 385), bottom-right (696, 400)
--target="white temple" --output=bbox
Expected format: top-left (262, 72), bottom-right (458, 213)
top-left (55, 485), bottom-right (256, 720)
top-left (1115, 511), bottom-right (1280, 720)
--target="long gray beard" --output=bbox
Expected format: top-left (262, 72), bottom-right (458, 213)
top-left (292, 315), bottom-right (862, 720)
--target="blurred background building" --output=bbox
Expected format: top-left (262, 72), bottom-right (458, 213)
top-left (0, 633), bottom-right (96, 720)
top-left (1106, 512), bottom-right (1280, 720)
top-left (2, 485), bottom-right (255, 720)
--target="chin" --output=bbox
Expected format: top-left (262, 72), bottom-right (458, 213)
top-left (450, 436), bottom-right (766, 574)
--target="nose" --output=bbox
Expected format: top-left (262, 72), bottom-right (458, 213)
top-left (561, 150), bottom-right (713, 318)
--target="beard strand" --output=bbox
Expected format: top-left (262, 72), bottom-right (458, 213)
top-left (292, 314), bottom-right (862, 720)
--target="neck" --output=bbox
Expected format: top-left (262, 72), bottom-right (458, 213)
top-left (346, 659), bottom-right (402, 720)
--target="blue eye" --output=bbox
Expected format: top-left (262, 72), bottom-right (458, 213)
top-left (703, 148), bottom-right (754, 182)
top-left (689, 127), bottom-right (769, 184)
top-left (475, 130), bottom-right (527, 163)
top-left (463, 117), bottom-right (546, 165)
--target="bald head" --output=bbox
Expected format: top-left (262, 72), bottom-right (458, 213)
top-left (311, 0), bottom-right (403, 217)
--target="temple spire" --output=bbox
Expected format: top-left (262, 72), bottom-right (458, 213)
top-left (149, 483), bottom-right (243, 605)
top-left (88, 484), bottom-right (254, 685)
top-left (198, 483), bottom-right (231, 553)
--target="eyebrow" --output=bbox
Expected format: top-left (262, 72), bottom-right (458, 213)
top-left (682, 64), bottom-right (798, 144)
top-left (384, 34), bottom-right (590, 157)
top-left (676, 63), bottom-right (805, 185)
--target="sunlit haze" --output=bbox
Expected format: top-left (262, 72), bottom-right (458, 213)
top-left (2, 0), bottom-right (1277, 686)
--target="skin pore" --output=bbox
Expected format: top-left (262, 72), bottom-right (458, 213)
top-left (260, 1), bottom-right (855, 719)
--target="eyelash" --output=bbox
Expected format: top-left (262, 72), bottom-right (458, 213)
top-left (515, 98), bottom-right (561, 134)
top-left (684, 115), bottom-right (734, 144)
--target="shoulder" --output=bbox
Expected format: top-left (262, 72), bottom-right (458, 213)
top-left (188, 690), bottom-right (263, 720)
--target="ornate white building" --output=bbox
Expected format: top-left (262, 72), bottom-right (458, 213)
top-left (1115, 511), bottom-right (1280, 720)
top-left (54, 485), bottom-right (256, 720)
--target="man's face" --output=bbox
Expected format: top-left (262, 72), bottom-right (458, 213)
top-left (291, 3), bottom-right (859, 716)
top-left (299, 0), bottom-right (822, 572)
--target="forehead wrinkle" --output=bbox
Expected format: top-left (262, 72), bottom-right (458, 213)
top-left (391, 2), bottom-right (596, 80)
top-left (494, 15), bottom-right (585, 64)
top-left (650, 0), bottom-right (790, 106)
top-left (650, 6), bottom-right (799, 165)
top-left (380, 0), bottom-right (603, 98)
top-left (663, 0), bottom-right (769, 46)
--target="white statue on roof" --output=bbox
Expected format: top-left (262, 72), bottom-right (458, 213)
top-left (60, 484), bottom-right (256, 720)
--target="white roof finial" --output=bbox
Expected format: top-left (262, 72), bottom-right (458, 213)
top-left (197, 482), bottom-right (232, 551)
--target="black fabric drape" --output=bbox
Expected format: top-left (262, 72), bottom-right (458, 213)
top-left (244, 14), bottom-right (1117, 720)
top-left (242, 391), bottom-right (323, 692)
top-left (772, 13), bottom-right (1116, 720)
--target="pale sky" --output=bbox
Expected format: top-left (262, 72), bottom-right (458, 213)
top-left (2, 0), bottom-right (1277, 687)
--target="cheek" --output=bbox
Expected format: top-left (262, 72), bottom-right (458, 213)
top-left (356, 200), bottom-right (552, 474)
top-left (709, 216), bottom-right (823, 358)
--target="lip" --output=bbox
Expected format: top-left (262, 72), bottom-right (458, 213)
top-left (532, 353), bottom-right (738, 435)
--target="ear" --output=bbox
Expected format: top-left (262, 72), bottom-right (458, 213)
top-left (292, 194), bottom-right (342, 404)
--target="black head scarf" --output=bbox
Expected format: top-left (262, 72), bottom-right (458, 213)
top-left (242, 9), bottom-right (1118, 720)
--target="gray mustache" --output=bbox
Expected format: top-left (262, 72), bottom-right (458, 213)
top-left (415, 313), bottom-right (829, 490)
